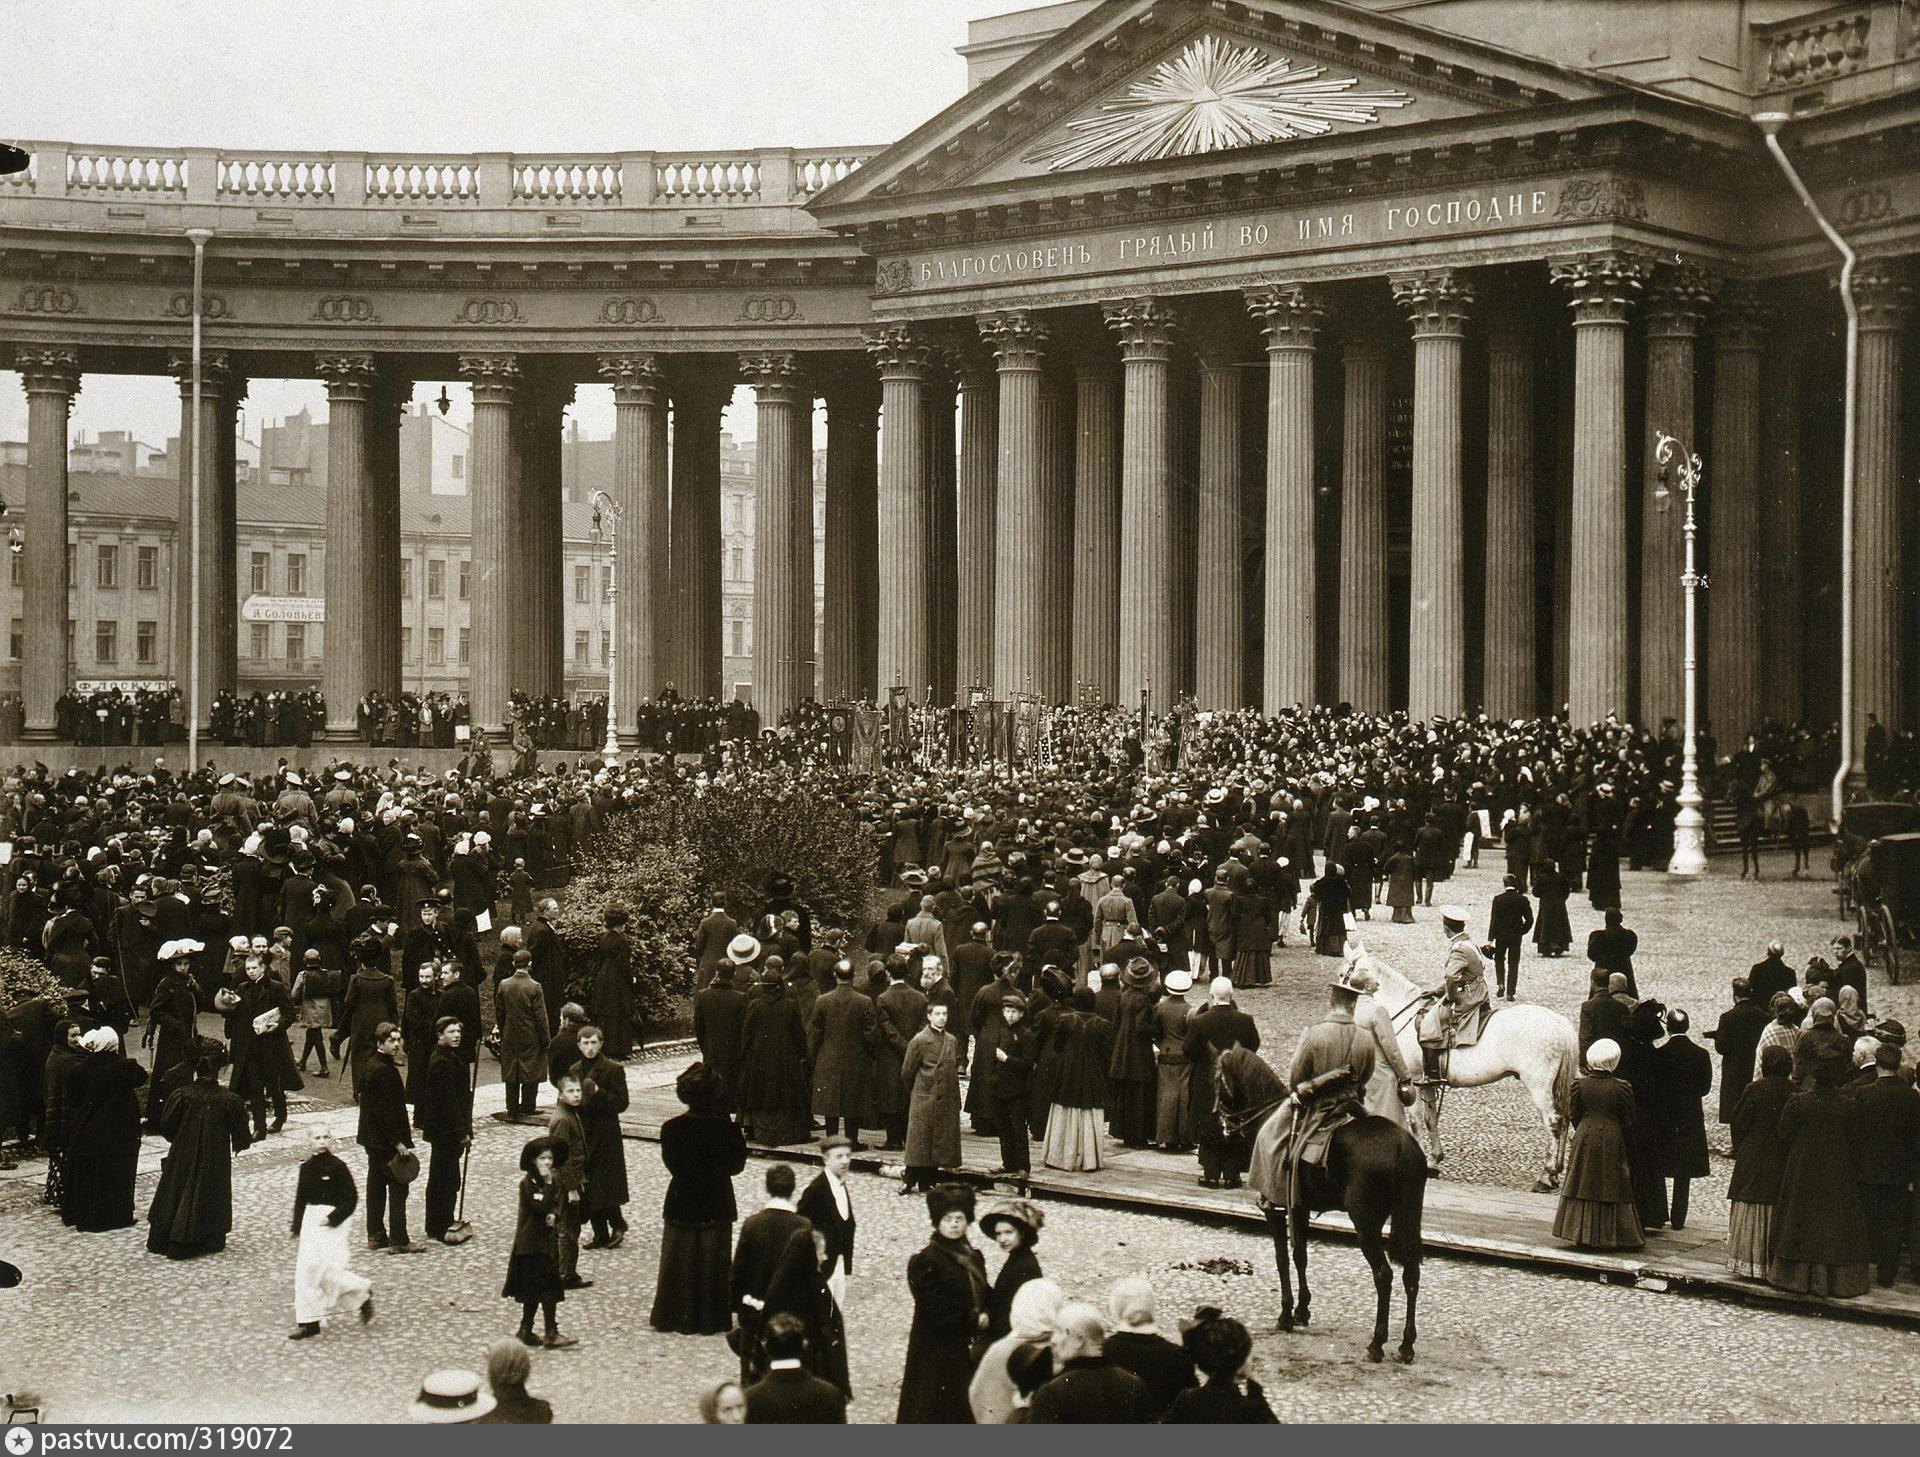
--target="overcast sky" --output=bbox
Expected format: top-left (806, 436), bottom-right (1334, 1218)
top-left (0, 0), bottom-right (1034, 451)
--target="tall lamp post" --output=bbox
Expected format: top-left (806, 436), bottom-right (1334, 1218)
top-left (588, 488), bottom-right (622, 766)
top-left (1655, 432), bottom-right (1709, 876)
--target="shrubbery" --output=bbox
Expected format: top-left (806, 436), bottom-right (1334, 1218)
top-left (547, 835), bottom-right (697, 1032)
top-left (0, 946), bottom-right (63, 1012)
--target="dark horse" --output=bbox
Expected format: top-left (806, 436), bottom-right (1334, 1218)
top-left (1217, 1047), bottom-right (1428, 1364)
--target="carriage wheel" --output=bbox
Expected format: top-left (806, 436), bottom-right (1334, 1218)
top-left (1879, 906), bottom-right (1902, 986)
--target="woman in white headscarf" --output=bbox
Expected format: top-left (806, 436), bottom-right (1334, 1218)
top-left (968, 1277), bottom-right (1062, 1423)
top-left (63, 1026), bottom-right (149, 1232)
top-left (1551, 1038), bottom-right (1645, 1251)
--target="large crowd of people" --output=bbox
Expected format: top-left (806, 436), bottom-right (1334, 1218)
top-left (1, 693), bottom-right (1918, 1422)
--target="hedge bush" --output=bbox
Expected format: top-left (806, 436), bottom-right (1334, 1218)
top-left (547, 836), bottom-right (697, 1032)
top-left (0, 946), bottom-right (63, 1012)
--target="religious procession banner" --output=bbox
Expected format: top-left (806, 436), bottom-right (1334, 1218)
top-left (851, 704), bottom-right (881, 773)
top-left (826, 704), bottom-right (853, 767)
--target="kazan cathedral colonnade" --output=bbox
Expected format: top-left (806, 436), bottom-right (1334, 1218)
top-left (2, 0), bottom-right (1917, 747)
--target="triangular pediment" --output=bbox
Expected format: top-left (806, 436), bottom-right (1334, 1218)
top-left (812, 0), bottom-right (1620, 217)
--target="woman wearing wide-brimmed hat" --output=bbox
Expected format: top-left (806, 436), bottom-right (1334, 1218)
top-left (978, 1198), bottom-right (1046, 1341)
top-left (649, 1063), bottom-right (746, 1335)
top-left (502, 1134), bottom-right (577, 1350)
top-left (1107, 960), bottom-right (1159, 1148)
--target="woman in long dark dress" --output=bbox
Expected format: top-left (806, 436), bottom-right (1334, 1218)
top-left (733, 968), bottom-right (811, 1146)
top-left (649, 1063), bottom-right (747, 1335)
top-left (897, 1185), bottom-right (991, 1425)
top-left (1586, 825), bottom-right (1623, 914)
top-left (1228, 885), bottom-right (1274, 986)
top-left (63, 1027), bottom-right (149, 1233)
top-left (592, 909), bottom-right (635, 1061)
top-left (980, 1199), bottom-right (1045, 1341)
top-left (764, 1224), bottom-right (852, 1399)
top-left (1768, 1060), bottom-right (1872, 1298)
top-left (1531, 864), bottom-right (1572, 956)
top-left (1551, 1039), bottom-right (1644, 1250)
top-left (1042, 992), bottom-right (1112, 1172)
top-left (1105, 967), bottom-right (1158, 1148)
top-left (41, 1017), bottom-right (85, 1213)
top-left (1725, 1044), bottom-right (1793, 1278)
top-left (1306, 868), bottom-right (1350, 957)
top-left (146, 1052), bottom-right (253, 1258)
top-left (503, 1135), bottom-right (576, 1348)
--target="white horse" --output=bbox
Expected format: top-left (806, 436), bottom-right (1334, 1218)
top-left (1354, 947), bottom-right (1577, 1192)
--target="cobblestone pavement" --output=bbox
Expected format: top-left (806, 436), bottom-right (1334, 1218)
top-left (1233, 849), bottom-right (1904, 1201)
top-left (6, 1097), bottom-right (1920, 1425)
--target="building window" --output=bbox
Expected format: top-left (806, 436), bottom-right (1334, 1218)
top-left (95, 544), bottom-right (118, 589)
top-left (136, 545), bottom-right (158, 589)
top-left (600, 630), bottom-right (610, 667)
top-left (285, 623), bottom-right (306, 662)
top-left (136, 620), bottom-right (157, 664)
top-left (451, 453), bottom-right (464, 480)
top-left (400, 558), bottom-right (413, 599)
top-left (250, 624), bottom-right (270, 660)
top-left (427, 626), bottom-right (445, 665)
top-left (574, 565), bottom-right (589, 604)
top-left (729, 618), bottom-right (745, 658)
top-left (458, 627), bottom-right (470, 665)
top-left (729, 547), bottom-right (744, 581)
top-left (573, 630), bottom-right (589, 666)
top-left (9, 619), bottom-right (21, 660)
top-left (457, 559), bottom-right (471, 601)
top-left (426, 559), bottom-right (445, 600)
top-left (401, 626), bottom-right (412, 664)
top-left (250, 551), bottom-right (270, 594)
top-left (286, 552), bottom-right (307, 595)
top-left (93, 621), bottom-right (117, 664)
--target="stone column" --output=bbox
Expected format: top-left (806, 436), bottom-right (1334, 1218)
top-left (1169, 366), bottom-right (1198, 702)
top-left (867, 329), bottom-right (931, 700)
top-left (1854, 259), bottom-right (1912, 746)
top-left (518, 377), bottom-right (570, 699)
top-left (1338, 334), bottom-right (1390, 713)
top-left (1104, 297), bottom-right (1182, 710)
top-left (1551, 251), bottom-right (1646, 727)
top-left (1191, 350), bottom-right (1241, 710)
top-left (364, 377), bottom-right (406, 700)
top-left (1638, 266), bottom-right (1711, 731)
top-left (823, 366), bottom-right (880, 702)
top-left (1760, 308), bottom-right (1803, 724)
top-left (668, 366), bottom-right (729, 700)
top-left (1478, 308), bottom-right (1536, 720)
top-left (170, 348), bottom-right (235, 726)
top-left (952, 350), bottom-right (997, 699)
top-left (16, 349), bottom-right (79, 738)
top-left (459, 352), bottom-right (520, 737)
top-left (1071, 349), bottom-right (1121, 706)
top-left (215, 378), bottom-right (243, 705)
top-left (925, 367), bottom-right (959, 705)
top-left (599, 352), bottom-right (667, 727)
top-left (317, 352), bottom-right (377, 736)
top-left (980, 310), bottom-right (1046, 699)
top-left (1246, 284), bottom-right (1322, 713)
top-left (740, 351), bottom-right (808, 720)
top-left (1037, 364), bottom-right (1075, 704)
top-left (788, 387), bottom-right (817, 703)
top-left (1707, 279), bottom-right (1766, 747)
top-left (1390, 271), bottom-right (1472, 720)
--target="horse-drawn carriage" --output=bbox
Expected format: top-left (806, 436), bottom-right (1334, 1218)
top-left (1834, 804), bottom-right (1920, 983)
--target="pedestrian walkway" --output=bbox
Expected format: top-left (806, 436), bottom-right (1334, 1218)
top-left (613, 1078), bottom-right (1920, 1332)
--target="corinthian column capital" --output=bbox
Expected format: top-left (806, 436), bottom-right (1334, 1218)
top-left (978, 311), bottom-right (1048, 371)
top-left (1101, 297), bottom-right (1180, 361)
top-left (1391, 270), bottom-right (1473, 338)
top-left (167, 348), bottom-right (232, 395)
top-left (1854, 257), bottom-right (1912, 333)
top-left (1245, 284), bottom-right (1322, 351)
top-left (597, 351), bottom-right (664, 406)
top-left (315, 351), bottom-right (379, 403)
top-left (457, 352), bottom-right (521, 405)
top-left (13, 347), bottom-right (81, 399)
top-left (1643, 264), bottom-right (1715, 341)
top-left (739, 350), bottom-right (807, 404)
top-left (1710, 278), bottom-right (1769, 351)
top-left (864, 325), bottom-right (933, 382)
top-left (1548, 251), bottom-right (1649, 325)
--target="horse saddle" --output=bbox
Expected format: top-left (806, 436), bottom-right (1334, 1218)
top-left (1268, 1069), bottom-right (1362, 1209)
top-left (1450, 997), bottom-right (1493, 1051)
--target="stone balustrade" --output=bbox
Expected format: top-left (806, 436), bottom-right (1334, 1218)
top-left (0, 141), bottom-right (880, 237)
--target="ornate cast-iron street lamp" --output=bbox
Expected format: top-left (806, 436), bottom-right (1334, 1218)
top-left (588, 489), bottom-right (622, 766)
top-left (1654, 432), bottom-right (1708, 877)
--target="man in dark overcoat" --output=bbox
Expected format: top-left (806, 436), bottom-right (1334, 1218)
top-left (1183, 978), bottom-right (1260, 1189)
top-left (694, 963), bottom-right (749, 1109)
top-left (1650, 1009), bottom-right (1712, 1230)
top-left (572, 1026), bottom-right (630, 1247)
top-left (807, 962), bottom-right (875, 1146)
top-left (731, 1163), bottom-right (812, 1382)
top-left (355, 1023), bottom-right (419, 1251)
top-left (871, 958), bottom-right (927, 1151)
top-left (1851, 1041), bottom-right (1920, 1285)
top-left (1708, 978), bottom-right (1769, 1125)
top-left (1486, 874), bottom-right (1534, 1001)
top-left (420, 1016), bottom-right (472, 1241)
top-left (225, 958), bottom-right (301, 1138)
top-left (494, 949), bottom-right (549, 1119)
